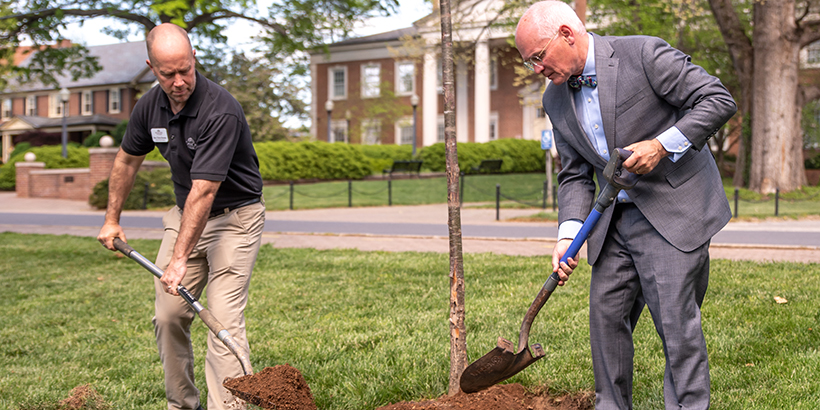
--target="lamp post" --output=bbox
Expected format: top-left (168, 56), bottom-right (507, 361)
top-left (59, 87), bottom-right (70, 158)
top-left (410, 94), bottom-right (419, 157)
top-left (325, 100), bottom-right (334, 142)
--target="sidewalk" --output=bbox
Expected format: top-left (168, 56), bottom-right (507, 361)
top-left (2, 192), bottom-right (819, 262)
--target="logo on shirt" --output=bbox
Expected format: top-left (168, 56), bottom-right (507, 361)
top-left (186, 137), bottom-right (197, 150)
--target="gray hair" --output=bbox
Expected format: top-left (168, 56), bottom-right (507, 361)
top-left (517, 1), bottom-right (586, 41)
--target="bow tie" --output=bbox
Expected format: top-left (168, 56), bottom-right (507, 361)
top-left (568, 75), bottom-right (597, 89)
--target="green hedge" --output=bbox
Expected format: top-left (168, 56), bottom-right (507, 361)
top-left (418, 139), bottom-right (546, 174)
top-left (0, 145), bottom-right (89, 191)
top-left (355, 144), bottom-right (414, 174)
top-left (254, 141), bottom-right (372, 181)
top-left (89, 168), bottom-right (175, 210)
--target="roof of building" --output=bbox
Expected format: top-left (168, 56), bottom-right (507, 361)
top-left (5, 41), bottom-right (156, 93)
top-left (0, 114), bottom-right (122, 131)
top-left (330, 27), bottom-right (418, 48)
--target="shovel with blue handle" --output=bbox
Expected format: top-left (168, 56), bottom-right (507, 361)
top-left (460, 148), bottom-right (639, 393)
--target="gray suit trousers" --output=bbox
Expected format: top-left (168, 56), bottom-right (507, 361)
top-left (590, 203), bottom-right (710, 410)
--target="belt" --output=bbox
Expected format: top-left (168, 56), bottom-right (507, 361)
top-left (208, 197), bottom-right (262, 219)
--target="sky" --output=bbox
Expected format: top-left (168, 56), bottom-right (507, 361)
top-left (60, 0), bottom-right (432, 49)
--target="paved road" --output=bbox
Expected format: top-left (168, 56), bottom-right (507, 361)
top-left (1, 193), bottom-right (819, 262)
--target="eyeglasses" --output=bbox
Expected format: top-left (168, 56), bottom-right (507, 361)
top-left (523, 31), bottom-right (560, 72)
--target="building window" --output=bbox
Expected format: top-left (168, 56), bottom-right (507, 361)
top-left (362, 120), bottom-right (381, 145)
top-left (330, 119), bottom-right (348, 143)
top-left (437, 115), bottom-right (445, 142)
top-left (394, 117), bottom-right (413, 145)
top-left (490, 57), bottom-right (498, 90)
top-left (808, 41), bottom-right (820, 65)
top-left (329, 66), bottom-right (347, 99)
top-left (536, 106), bottom-right (546, 118)
top-left (489, 112), bottom-right (499, 141)
top-left (109, 88), bottom-right (121, 113)
top-left (395, 61), bottom-right (415, 96)
top-left (26, 95), bottom-right (37, 116)
top-left (361, 63), bottom-right (380, 98)
top-left (1, 98), bottom-right (11, 120)
top-left (81, 90), bottom-right (93, 115)
top-left (49, 93), bottom-right (66, 118)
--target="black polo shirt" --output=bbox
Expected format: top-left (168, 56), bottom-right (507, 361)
top-left (122, 71), bottom-right (263, 211)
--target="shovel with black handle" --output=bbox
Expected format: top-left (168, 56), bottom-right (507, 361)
top-left (113, 238), bottom-right (253, 377)
top-left (460, 148), bottom-right (639, 393)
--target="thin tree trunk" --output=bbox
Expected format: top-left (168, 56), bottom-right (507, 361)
top-left (439, 0), bottom-right (467, 396)
top-left (750, 0), bottom-right (807, 192)
top-left (707, 0), bottom-right (754, 188)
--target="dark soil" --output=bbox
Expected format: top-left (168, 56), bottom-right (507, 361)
top-left (223, 365), bottom-right (318, 410)
top-left (376, 384), bottom-right (594, 410)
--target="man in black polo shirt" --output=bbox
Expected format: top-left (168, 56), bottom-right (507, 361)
top-left (98, 23), bottom-right (264, 410)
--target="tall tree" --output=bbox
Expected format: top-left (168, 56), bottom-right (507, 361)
top-left (0, 0), bottom-right (398, 94)
top-left (709, 0), bottom-right (820, 192)
top-left (197, 48), bottom-right (307, 141)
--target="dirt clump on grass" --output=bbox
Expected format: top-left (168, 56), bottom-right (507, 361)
top-left (376, 384), bottom-right (594, 410)
top-left (223, 364), bottom-right (317, 410)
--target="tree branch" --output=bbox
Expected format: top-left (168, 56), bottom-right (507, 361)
top-left (187, 9), bottom-right (287, 36)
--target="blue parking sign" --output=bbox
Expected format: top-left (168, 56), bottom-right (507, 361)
top-left (541, 130), bottom-right (553, 150)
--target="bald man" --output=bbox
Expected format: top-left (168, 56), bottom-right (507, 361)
top-left (515, 2), bottom-right (736, 409)
top-left (98, 23), bottom-right (265, 410)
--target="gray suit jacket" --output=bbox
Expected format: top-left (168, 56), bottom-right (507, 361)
top-left (543, 34), bottom-right (736, 264)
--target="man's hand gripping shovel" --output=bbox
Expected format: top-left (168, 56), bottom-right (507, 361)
top-left (459, 148), bottom-right (639, 393)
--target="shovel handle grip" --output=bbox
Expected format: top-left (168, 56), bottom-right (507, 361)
top-left (113, 237), bottom-right (134, 257)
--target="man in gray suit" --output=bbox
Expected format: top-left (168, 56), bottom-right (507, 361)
top-left (515, 2), bottom-right (736, 409)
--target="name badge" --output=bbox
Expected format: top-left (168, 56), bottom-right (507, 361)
top-left (151, 128), bottom-right (169, 143)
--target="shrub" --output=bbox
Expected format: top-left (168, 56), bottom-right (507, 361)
top-left (89, 167), bottom-right (175, 210)
top-left (418, 139), bottom-right (546, 174)
top-left (0, 145), bottom-right (89, 191)
top-left (254, 141), bottom-right (371, 181)
top-left (82, 131), bottom-right (109, 147)
top-left (805, 153), bottom-right (820, 170)
top-left (355, 145), bottom-right (414, 174)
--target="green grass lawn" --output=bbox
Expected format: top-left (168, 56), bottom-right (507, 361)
top-left (262, 173), bottom-right (820, 220)
top-left (1, 233), bottom-right (819, 409)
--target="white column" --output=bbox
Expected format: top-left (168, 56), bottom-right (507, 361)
top-left (474, 39), bottom-right (491, 143)
top-left (1, 133), bottom-right (11, 163)
top-left (422, 50), bottom-right (439, 146)
top-left (456, 59), bottom-right (469, 143)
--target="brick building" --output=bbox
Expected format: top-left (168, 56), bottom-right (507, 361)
top-left (0, 41), bottom-right (156, 163)
top-left (309, 0), bottom-right (550, 149)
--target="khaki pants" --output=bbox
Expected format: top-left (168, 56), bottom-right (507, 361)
top-left (153, 202), bottom-right (265, 410)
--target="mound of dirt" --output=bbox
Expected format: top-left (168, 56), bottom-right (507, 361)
top-left (376, 384), bottom-right (594, 410)
top-left (223, 364), bottom-right (317, 410)
top-left (59, 384), bottom-right (110, 410)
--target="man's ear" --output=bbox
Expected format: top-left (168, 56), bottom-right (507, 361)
top-left (560, 25), bottom-right (576, 45)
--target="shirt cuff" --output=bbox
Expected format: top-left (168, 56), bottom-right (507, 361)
top-left (558, 219), bottom-right (583, 241)
top-left (656, 126), bottom-right (692, 163)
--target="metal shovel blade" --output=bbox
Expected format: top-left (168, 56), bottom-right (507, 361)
top-left (460, 337), bottom-right (545, 393)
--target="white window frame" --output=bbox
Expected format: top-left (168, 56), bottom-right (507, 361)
top-left (49, 93), bottom-right (65, 118)
top-left (108, 88), bottom-right (121, 113)
top-left (394, 61), bottom-right (415, 96)
top-left (489, 112), bottom-right (499, 141)
top-left (330, 119), bottom-right (348, 143)
top-left (1, 98), bottom-right (11, 120)
top-left (328, 66), bottom-right (347, 100)
top-left (81, 90), bottom-right (93, 115)
top-left (437, 115), bottom-right (445, 142)
top-left (26, 95), bottom-right (37, 116)
top-left (394, 116), bottom-right (414, 145)
top-left (361, 63), bottom-right (381, 98)
top-left (489, 111), bottom-right (499, 141)
top-left (362, 119), bottom-right (382, 145)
